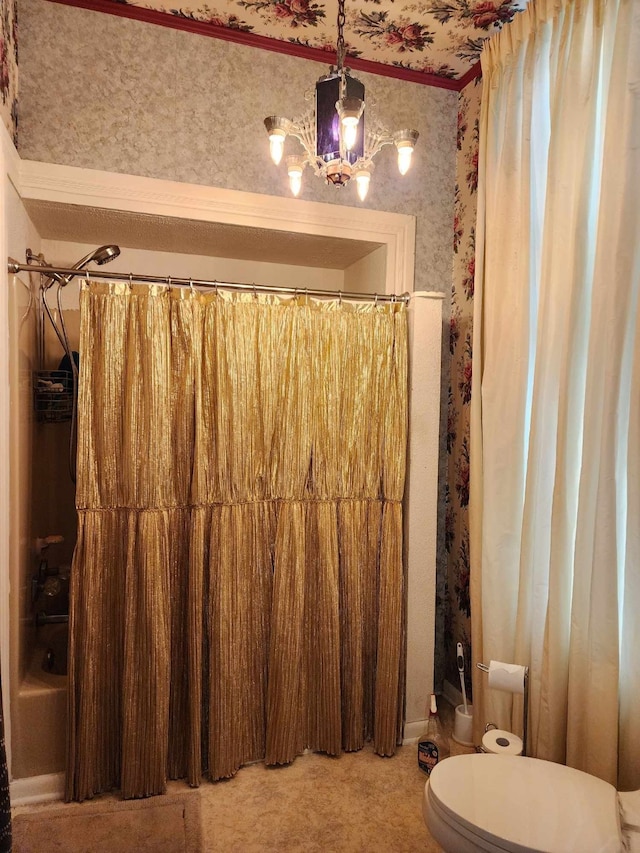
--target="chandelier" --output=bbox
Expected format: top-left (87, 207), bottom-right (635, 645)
top-left (263, 0), bottom-right (419, 202)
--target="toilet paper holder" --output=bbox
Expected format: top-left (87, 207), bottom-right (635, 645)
top-left (477, 661), bottom-right (529, 757)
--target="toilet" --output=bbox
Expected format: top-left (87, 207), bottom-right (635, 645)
top-left (423, 753), bottom-right (640, 853)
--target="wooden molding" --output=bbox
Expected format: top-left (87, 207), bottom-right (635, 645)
top-left (18, 160), bottom-right (416, 294)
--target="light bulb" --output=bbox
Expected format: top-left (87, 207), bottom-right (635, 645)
top-left (397, 145), bottom-right (413, 175)
top-left (289, 172), bottom-right (302, 196)
top-left (342, 117), bottom-right (359, 151)
top-left (393, 130), bottom-right (419, 176)
top-left (287, 160), bottom-right (303, 197)
top-left (269, 133), bottom-right (285, 166)
top-left (336, 95), bottom-right (364, 152)
top-left (355, 171), bottom-right (370, 202)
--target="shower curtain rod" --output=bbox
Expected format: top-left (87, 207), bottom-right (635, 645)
top-left (7, 261), bottom-right (411, 305)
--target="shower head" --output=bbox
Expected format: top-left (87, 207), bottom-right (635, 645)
top-left (49, 244), bottom-right (122, 288)
top-left (37, 245), bottom-right (121, 290)
top-left (71, 244), bottom-right (121, 271)
top-left (92, 245), bottom-right (121, 266)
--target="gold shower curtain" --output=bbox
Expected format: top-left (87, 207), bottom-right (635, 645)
top-left (66, 281), bottom-right (408, 801)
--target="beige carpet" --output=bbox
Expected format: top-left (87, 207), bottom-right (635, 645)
top-left (11, 702), bottom-right (472, 852)
top-left (192, 701), bottom-right (472, 852)
top-left (12, 791), bottom-right (202, 853)
top-left (197, 743), bottom-right (444, 852)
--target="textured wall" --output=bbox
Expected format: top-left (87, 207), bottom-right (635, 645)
top-left (0, 0), bottom-right (18, 145)
top-left (438, 74), bottom-right (480, 695)
top-left (18, 0), bottom-right (457, 299)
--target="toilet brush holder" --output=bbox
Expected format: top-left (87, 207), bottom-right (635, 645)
top-left (452, 704), bottom-right (474, 746)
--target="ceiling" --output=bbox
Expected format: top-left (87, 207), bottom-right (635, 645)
top-left (24, 200), bottom-right (383, 269)
top-left (79, 0), bottom-right (526, 83)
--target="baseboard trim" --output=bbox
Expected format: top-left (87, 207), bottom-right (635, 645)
top-left (404, 684), bottom-right (464, 742)
top-left (10, 772), bottom-right (65, 806)
top-left (403, 719), bottom-right (429, 742)
top-left (11, 714), bottom-right (462, 799)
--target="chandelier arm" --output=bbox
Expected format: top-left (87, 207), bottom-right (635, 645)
top-left (363, 127), bottom-right (394, 162)
top-left (285, 129), bottom-right (325, 178)
top-left (288, 111), bottom-right (317, 158)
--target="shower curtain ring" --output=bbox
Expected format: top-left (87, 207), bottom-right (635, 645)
top-left (253, 284), bottom-right (258, 301)
top-left (129, 273), bottom-right (133, 290)
top-left (339, 291), bottom-right (343, 306)
top-left (189, 277), bottom-right (195, 295)
top-left (374, 292), bottom-right (378, 307)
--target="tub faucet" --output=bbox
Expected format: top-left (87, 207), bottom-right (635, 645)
top-left (35, 534), bottom-right (64, 556)
top-left (36, 612), bottom-right (69, 627)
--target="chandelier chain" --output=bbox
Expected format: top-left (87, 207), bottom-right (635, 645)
top-left (336, 0), bottom-right (346, 73)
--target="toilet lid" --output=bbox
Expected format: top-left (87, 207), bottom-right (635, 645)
top-left (428, 754), bottom-right (623, 853)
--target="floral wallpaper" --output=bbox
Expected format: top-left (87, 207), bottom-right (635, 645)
top-left (88, 0), bottom-right (522, 81)
top-left (0, 0), bottom-right (18, 145)
top-left (443, 72), bottom-right (480, 697)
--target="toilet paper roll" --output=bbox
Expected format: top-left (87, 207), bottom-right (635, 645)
top-left (482, 729), bottom-right (523, 755)
top-left (487, 660), bottom-right (526, 694)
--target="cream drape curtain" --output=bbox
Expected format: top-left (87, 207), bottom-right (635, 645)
top-left (66, 283), bottom-right (408, 801)
top-left (470, 0), bottom-right (640, 788)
